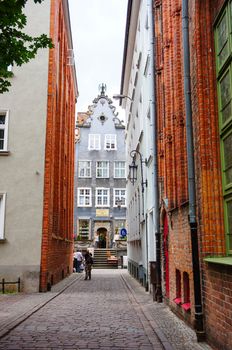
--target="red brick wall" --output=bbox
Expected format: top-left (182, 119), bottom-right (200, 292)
top-left (189, 1), bottom-right (232, 348)
top-left (155, 0), bottom-right (192, 321)
top-left (203, 263), bottom-right (232, 349)
top-left (190, 0), bottom-right (225, 258)
top-left (40, 0), bottom-right (76, 291)
top-left (169, 207), bottom-right (194, 323)
top-left (155, 0), bottom-right (232, 347)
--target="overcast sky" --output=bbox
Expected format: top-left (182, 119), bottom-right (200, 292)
top-left (68, 0), bottom-right (128, 119)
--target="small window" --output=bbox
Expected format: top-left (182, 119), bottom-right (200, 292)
top-left (88, 134), bottom-right (101, 150)
top-left (104, 134), bottom-right (117, 150)
top-left (114, 161), bottom-right (126, 178)
top-left (77, 188), bottom-right (92, 207)
top-left (174, 269), bottom-right (182, 305)
top-left (78, 161), bottom-right (91, 178)
top-left (0, 111), bottom-right (9, 152)
top-left (144, 55), bottom-right (150, 77)
top-left (0, 193), bottom-right (6, 240)
top-left (136, 52), bottom-right (142, 69)
top-left (113, 189), bottom-right (126, 207)
top-left (78, 220), bottom-right (89, 240)
top-left (96, 188), bottom-right (110, 207)
top-left (182, 272), bottom-right (191, 311)
top-left (145, 13), bottom-right (149, 30)
top-left (96, 161), bottom-right (109, 178)
top-left (134, 72), bottom-right (138, 87)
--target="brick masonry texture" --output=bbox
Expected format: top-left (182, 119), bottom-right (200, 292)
top-left (155, 1), bottom-right (232, 349)
top-left (40, 0), bottom-right (76, 292)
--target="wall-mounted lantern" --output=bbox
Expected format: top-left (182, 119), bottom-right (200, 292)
top-left (129, 150), bottom-right (147, 193)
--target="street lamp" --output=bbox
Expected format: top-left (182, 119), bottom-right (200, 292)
top-left (113, 94), bottom-right (132, 105)
top-left (129, 149), bottom-right (149, 291)
top-left (128, 158), bottom-right (138, 185)
top-left (128, 150), bottom-right (147, 193)
top-left (113, 94), bottom-right (132, 101)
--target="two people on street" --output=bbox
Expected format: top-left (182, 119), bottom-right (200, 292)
top-left (73, 249), bottom-right (93, 279)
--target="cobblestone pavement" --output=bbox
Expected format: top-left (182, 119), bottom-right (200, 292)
top-left (121, 273), bottom-right (213, 350)
top-left (0, 270), bottom-right (214, 350)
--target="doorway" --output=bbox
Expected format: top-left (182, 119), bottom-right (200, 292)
top-left (97, 228), bottom-right (107, 248)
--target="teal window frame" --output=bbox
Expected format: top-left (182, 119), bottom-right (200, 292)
top-left (215, 1), bottom-right (232, 255)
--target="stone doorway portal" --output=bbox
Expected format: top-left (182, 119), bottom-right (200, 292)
top-left (97, 227), bottom-right (107, 248)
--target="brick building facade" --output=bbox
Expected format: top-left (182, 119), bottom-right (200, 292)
top-left (155, 0), bottom-right (232, 349)
top-left (0, 0), bottom-right (78, 293)
top-left (40, 0), bottom-right (78, 292)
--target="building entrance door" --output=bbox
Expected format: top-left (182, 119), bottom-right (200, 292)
top-left (163, 212), bottom-right (169, 298)
top-left (97, 228), bottom-right (107, 248)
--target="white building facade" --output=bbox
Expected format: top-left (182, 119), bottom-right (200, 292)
top-left (120, 0), bottom-right (158, 290)
top-left (75, 85), bottom-right (127, 254)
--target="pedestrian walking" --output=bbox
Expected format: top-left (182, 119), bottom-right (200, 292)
top-left (84, 251), bottom-right (93, 280)
top-left (75, 250), bottom-right (83, 273)
top-left (73, 250), bottom-right (77, 272)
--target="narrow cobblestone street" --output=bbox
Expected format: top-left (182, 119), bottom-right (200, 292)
top-left (0, 270), bottom-right (213, 350)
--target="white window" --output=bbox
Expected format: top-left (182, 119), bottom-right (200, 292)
top-left (0, 193), bottom-right (6, 239)
top-left (78, 220), bottom-right (90, 240)
top-left (88, 134), bottom-right (101, 150)
top-left (77, 188), bottom-right (92, 207)
top-left (104, 134), bottom-right (117, 150)
top-left (0, 111), bottom-right (9, 151)
top-left (78, 161), bottom-right (91, 178)
top-left (114, 161), bottom-right (126, 178)
top-left (96, 161), bottom-right (109, 178)
top-left (96, 188), bottom-right (110, 207)
top-left (114, 189), bottom-right (126, 207)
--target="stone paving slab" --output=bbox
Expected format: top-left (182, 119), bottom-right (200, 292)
top-left (0, 270), bottom-right (162, 350)
top-left (0, 273), bottom-right (82, 339)
top-left (121, 273), bottom-right (213, 350)
top-left (0, 270), bottom-right (214, 350)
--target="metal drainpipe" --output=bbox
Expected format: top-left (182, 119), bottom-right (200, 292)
top-left (149, 0), bottom-right (162, 302)
top-left (182, 0), bottom-right (205, 341)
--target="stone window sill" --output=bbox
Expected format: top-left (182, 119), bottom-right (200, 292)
top-left (0, 151), bottom-right (10, 156)
top-left (204, 256), bottom-right (232, 266)
top-left (181, 303), bottom-right (191, 312)
top-left (0, 238), bottom-right (6, 243)
top-left (173, 297), bottom-right (182, 305)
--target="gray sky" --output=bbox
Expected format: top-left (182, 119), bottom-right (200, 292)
top-left (69, 0), bottom-right (127, 118)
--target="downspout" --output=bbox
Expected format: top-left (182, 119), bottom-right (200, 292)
top-left (149, 0), bottom-right (162, 302)
top-left (182, 0), bottom-right (205, 341)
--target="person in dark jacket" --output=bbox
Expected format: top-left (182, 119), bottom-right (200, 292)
top-left (84, 251), bottom-right (93, 280)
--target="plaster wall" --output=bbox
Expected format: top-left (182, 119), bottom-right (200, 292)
top-left (123, 0), bottom-right (156, 279)
top-left (0, 1), bottom-right (50, 291)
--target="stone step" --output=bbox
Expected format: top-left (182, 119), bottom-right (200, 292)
top-left (92, 249), bottom-right (118, 269)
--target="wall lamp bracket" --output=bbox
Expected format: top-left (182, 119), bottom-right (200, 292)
top-left (128, 150), bottom-right (148, 193)
top-left (113, 94), bottom-right (132, 104)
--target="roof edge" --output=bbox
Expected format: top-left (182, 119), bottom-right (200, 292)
top-left (119, 0), bottom-right (133, 105)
